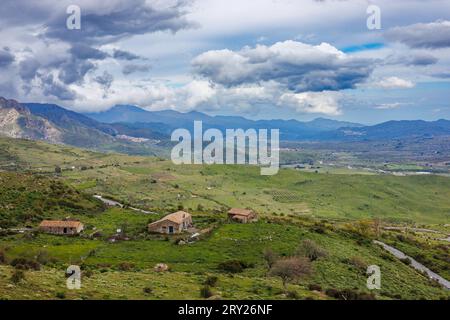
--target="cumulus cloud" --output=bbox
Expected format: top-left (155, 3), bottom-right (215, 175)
top-left (0, 0), bottom-right (195, 45)
top-left (192, 41), bottom-right (374, 93)
top-left (0, 0), bottom-right (194, 102)
top-left (385, 20), bottom-right (450, 49)
top-left (278, 91), bottom-right (342, 115)
top-left (372, 77), bottom-right (415, 89)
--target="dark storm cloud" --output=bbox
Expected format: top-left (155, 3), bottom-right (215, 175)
top-left (122, 64), bottom-right (152, 75)
top-left (41, 74), bottom-right (77, 101)
top-left (113, 49), bottom-right (141, 61)
top-left (385, 20), bottom-right (450, 49)
top-left (58, 59), bottom-right (96, 85)
top-left (406, 54), bottom-right (439, 66)
top-left (192, 40), bottom-right (374, 93)
top-left (69, 44), bottom-right (109, 60)
top-left (43, 0), bottom-right (194, 45)
top-left (0, 49), bottom-right (15, 68)
top-left (0, 0), bottom-right (193, 99)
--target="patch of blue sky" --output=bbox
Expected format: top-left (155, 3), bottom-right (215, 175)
top-left (341, 43), bottom-right (384, 53)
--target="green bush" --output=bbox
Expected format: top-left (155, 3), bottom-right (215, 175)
top-left (56, 292), bottom-right (66, 299)
top-left (10, 258), bottom-right (40, 271)
top-left (200, 285), bottom-right (214, 299)
top-left (286, 290), bottom-right (299, 299)
top-left (0, 250), bottom-right (6, 264)
top-left (296, 239), bottom-right (328, 261)
top-left (218, 260), bottom-right (251, 273)
top-left (204, 275), bottom-right (219, 287)
top-left (10, 270), bottom-right (25, 284)
top-left (117, 262), bottom-right (135, 271)
top-left (308, 284), bottom-right (322, 291)
top-left (143, 287), bottom-right (153, 294)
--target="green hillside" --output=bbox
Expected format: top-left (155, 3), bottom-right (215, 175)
top-left (0, 136), bottom-right (449, 300)
top-left (0, 172), bottom-right (105, 228)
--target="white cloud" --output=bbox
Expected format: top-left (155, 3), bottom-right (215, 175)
top-left (372, 77), bottom-right (415, 89)
top-left (278, 91), bottom-right (343, 116)
top-left (375, 102), bottom-right (404, 110)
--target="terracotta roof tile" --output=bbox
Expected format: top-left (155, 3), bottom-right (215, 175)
top-left (39, 220), bottom-right (83, 228)
top-left (228, 208), bottom-right (254, 216)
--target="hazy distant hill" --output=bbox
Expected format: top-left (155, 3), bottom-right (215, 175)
top-left (322, 120), bottom-right (450, 141)
top-left (85, 104), bottom-right (363, 140)
top-left (3, 97), bottom-right (450, 151)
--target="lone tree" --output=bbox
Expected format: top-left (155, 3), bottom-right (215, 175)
top-left (296, 239), bottom-right (328, 261)
top-left (263, 248), bottom-right (278, 269)
top-left (269, 257), bottom-right (312, 289)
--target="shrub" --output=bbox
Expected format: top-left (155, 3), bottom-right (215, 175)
top-left (10, 270), bottom-right (25, 284)
top-left (263, 248), bottom-right (278, 269)
top-left (218, 260), bottom-right (250, 273)
top-left (83, 270), bottom-right (94, 278)
top-left (348, 256), bottom-right (368, 272)
top-left (56, 292), bottom-right (66, 299)
top-left (296, 239), bottom-right (328, 261)
top-left (308, 284), bottom-right (322, 291)
top-left (36, 250), bottom-right (52, 265)
top-left (286, 290), bottom-right (299, 299)
top-left (380, 252), bottom-right (394, 261)
top-left (400, 257), bottom-right (412, 265)
top-left (143, 287), bottom-right (153, 294)
top-left (0, 250), bottom-right (6, 264)
top-left (325, 288), bottom-right (376, 300)
top-left (204, 275), bottom-right (219, 287)
top-left (10, 258), bottom-right (40, 271)
top-left (117, 262), bottom-right (135, 271)
top-left (200, 285), bottom-right (214, 299)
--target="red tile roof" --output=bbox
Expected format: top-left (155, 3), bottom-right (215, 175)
top-left (39, 220), bottom-right (83, 228)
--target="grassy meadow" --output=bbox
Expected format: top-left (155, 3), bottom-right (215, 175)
top-left (0, 136), bottom-right (449, 300)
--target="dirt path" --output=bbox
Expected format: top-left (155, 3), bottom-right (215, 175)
top-left (93, 195), bottom-right (157, 214)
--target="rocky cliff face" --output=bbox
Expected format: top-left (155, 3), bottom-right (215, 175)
top-left (0, 97), bottom-right (63, 142)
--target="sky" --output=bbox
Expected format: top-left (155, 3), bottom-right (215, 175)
top-left (0, 0), bottom-right (449, 124)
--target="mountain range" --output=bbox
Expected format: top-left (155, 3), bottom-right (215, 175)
top-left (84, 105), bottom-right (364, 140)
top-left (1, 97), bottom-right (450, 155)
